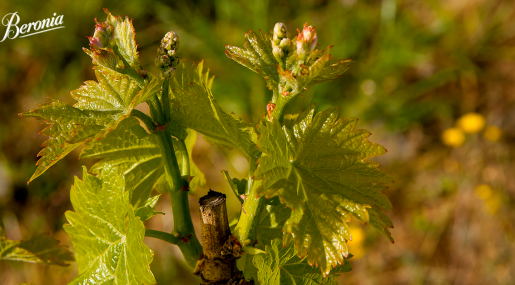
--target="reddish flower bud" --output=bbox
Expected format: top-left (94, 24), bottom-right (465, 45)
top-left (92, 22), bottom-right (114, 49)
top-left (296, 23), bottom-right (317, 63)
top-left (267, 102), bottom-right (276, 118)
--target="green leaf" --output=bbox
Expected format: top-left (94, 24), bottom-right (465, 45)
top-left (172, 60), bottom-right (213, 90)
top-left (226, 30), bottom-right (352, 94)
top-left (0, 229), bottom-right (73, 266)
top-left (80, 117), bottom-right (205, 204)
top-left (136, 76), bottom-right (165, 106)
top-left (104, 9), bottom-right (140, 68)
top-left (222, 170), bottom-right (247, 204)
top-left (168, 61), bottom-right (259, 160)
top-left (135, 195), bottom-right (164, 221)
top-left (237, 253), bottom-right (259, 284)
top-left (22, 66), bottom-right (151, 183)
top-left (178, 129), bottom-right (207, 193)
top-left (253, 239), bottom-right (351, 284)
top-left (64, 165), bottom-right (155, 285)
top-left (84, 9), bottom-right (142, 72)
top-left (237, 204), bottom-right (291, 284)
top-left (80, 117), bottom-right (163, 205)
top-left (254, 105), bottom-right (393, 276)
top-left (256, 205), bottom-right (291, 249)
top-left (225, 29), bottom-right (279, 90)
top-left (278, 47), bottom-right (352, 95)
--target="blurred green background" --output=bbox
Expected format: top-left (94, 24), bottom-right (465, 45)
top-left (1, 0), bottom-right (514, 284)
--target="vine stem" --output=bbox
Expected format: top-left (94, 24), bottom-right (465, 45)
top-left (233, 159), bottom-right (266, 245)
top-left (155, 124), bottom-right (202, 268)
top-left (152, 78), bottom-right (202, 268)
top-left (234, 87), bottom-right (297, 244)
top-left (270, 89), bottom-right (295, 124)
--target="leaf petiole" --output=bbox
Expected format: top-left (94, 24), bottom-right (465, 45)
top-left (131, 109), bottom-right (155, 132)
top-left (145, 229), bottom-right (180, 245)
top-left (112, 46), bottom-right (147, 88)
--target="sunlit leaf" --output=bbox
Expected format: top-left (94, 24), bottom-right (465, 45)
top-left (225, 29), bottom-right (279, 90)
top-left (64, 165), bottom-right (155, 285)
top-left (83, 9), bottom-right (142, 73)
top-left (254, 104), bottom-right (393, 275)
top-left (80, 117), bottom-right (163, 205)
top-left (21, 66), bottom-right (151, 183)
top-left (80, 117), bottom-right (204, 205)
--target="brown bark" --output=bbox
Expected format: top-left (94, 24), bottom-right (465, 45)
top-left (194, 190), bottom-right (253, 285)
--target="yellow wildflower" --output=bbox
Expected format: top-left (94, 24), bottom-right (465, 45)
top-left (484, 126), bottom-right (502, 142)
top-left (457, 113), bottom-right (485, 133)
top-left (442, 128), bottom-right (465, 147)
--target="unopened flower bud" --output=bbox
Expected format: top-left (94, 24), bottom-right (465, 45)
top-left (272, 22), bottom-right (291, 65)
top-left (90, 22), bottom-right (114, 49)
top-left (279, 38), bottom-right (291, 53)
top-left (296, 23), bottom-right (317, 63)
top-left (273, 46), bottom-right (284, 59)
top-left (266, 102), bottom-right (276, 119)
top-left (155, 31), bottom-right (180, 77)
top-left (88, 36), bottom-right (103, 49)
top-left (274, 23), bottom-right (288, 41)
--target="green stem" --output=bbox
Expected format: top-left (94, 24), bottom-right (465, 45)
top-left (176, 139), bottom-right (190, 176)
top-left (270, 89), bottom-right (294, 124)
top-left (233, 160), bottom-right (266, 244)
top-left (156, 129), bottom-right (184, 191)
top-left (270, 98), bottom-right (287, 124)
top-left (145, 229), bottom-right (179, 244)
top-left (113, 46), bottom-right (147, 88)
top-left (149, 95), bottom-right (164, 125)
top-left (156, 128), bottom-right (202, 268)
top-left (161, 77), bottom-right (171, 123)
top-left (131, 109), bottom-right (155, 131)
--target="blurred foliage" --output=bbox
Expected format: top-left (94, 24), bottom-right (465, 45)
top-left (1, 0), bottom-right (514, 284)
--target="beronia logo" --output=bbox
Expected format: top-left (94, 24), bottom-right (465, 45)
top-left (1, 12), bottom-right (64, 42)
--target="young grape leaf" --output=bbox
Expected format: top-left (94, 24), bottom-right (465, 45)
top-left (179, 129), bottom-right (207, 193)
top-left (222, 170), bottom-right (247, 204)
top-left (0, 229), bottom-right (73, 266)
top-left (236, 205), bottom-right (291, 284)
top-left (226, 29), bottom-right (352, 94)
top-left (80, 117), bottom-right (205, 205)
top-left (80, 117), bottom-right (163, 205)
top-left (254, 104), bottom-right (393, 276)
top-left (21, 66), bottom-right (156, 183)
top-left (255, 205), bottom-right (291, 249)
top-left (278, 47), bottom-right (352, 95)
top-left (225, 29), bottom-right (279, 91)
top-left (237, 253), bottom-right (259, 284)
top-left (64, 165), bottom-right (155, 285)
top-left (83, 9), bottom-right (143, 74)
top-left (253, 239), bottom-right (351, 285)
top-left (135, 195), bottom-right (164, 221)
top-left (172, 60), bottom-right (214, 90)
top-left (168, 61), bottom-right (259, 160)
